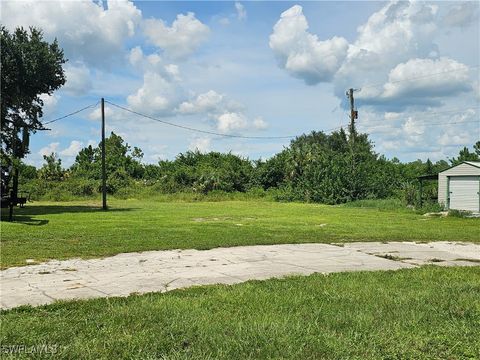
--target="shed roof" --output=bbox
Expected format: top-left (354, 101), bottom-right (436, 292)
top-left (438, 161), bottom-right (480, 174)
top-left (417, 161), bottom-right (480, 179)
top-left (463, 161), bottom-right (480, 168)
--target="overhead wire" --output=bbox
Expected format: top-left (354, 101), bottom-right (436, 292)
top-left (42, 101), bottom-right (99, 125)
top-left (40, 99), bottom-right (478, 140)
top-left (106, 100), bottom-right (312, 140)
top-left (356, 106), bottom-right (480, 126)
top-left (359, 120), bottom-right (479, 135)
top-left (356, 104), bottom-right (480, 129)
top-left (358, 65), bottom-right (480, 91)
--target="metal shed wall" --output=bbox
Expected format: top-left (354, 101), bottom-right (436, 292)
top-left (438, 162), bottom-right (480, 208)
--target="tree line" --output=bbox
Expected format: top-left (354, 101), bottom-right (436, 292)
top-left (16, 131), bottom-right (480, 205)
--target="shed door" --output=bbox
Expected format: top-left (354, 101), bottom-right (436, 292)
top-left (449, 176), bottom-right (480, 212)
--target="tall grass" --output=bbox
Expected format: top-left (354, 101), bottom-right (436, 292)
top-left (341, 198), bottom-right (445, 214)
top-left (340, 198), bottom-right (407, 211)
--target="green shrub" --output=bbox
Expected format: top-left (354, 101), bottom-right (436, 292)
top-left (415, 202), bottom-right (444, 214)
top-left (67, 178), bottom-right (98, 196)
top-left (448, 209), bottom-right (472, 218)
top-left (399, 182), bottom-right (417, 206)
top-left (244, 186), bottom-right (268, 199)
top-left (106, 169), bottom-right (132, 194)
top-left (270, 184), bottom-right (298, 202)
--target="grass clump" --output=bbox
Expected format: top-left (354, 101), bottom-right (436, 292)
top-left (340, 198), bottom-right (408, 211)
top-left (448, 209), bottom-right (473, 218)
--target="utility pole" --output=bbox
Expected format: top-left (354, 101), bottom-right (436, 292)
top-left (346, 88), bottom-right (358, 143)
top-left (8, 125), bottom-right (18, 221)
top-left (101, 98), bottom-right (107, 210)
top-left (346, 88), bottom-right (359, 201)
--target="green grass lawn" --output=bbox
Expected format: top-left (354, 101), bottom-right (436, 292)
top-left (1, 198), bottom-right (479, 268)
top-left (1, 266), bottom-right (479, 359)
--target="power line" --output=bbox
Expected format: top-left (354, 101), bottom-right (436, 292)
top-left (106, 100), bottom-right (319, 140)
top-left (358, 65), bottom-right (480, 91)
top-left (37, 98), bottom-right (478, 140)
top-left (358, 106), bottom-right (480, 125)
top-left (42, 102), bottom-right (99, 125)
top-left (35, 99), bottom-right (341, 139)
top-left (359, 120), bottom-right (479, 134)
top-left (361, 119), bottom-right (479, 130)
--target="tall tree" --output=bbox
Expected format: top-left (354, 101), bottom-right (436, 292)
top-left (70, 133), bottom-right (145, 181)
top-left (474, 141), bottom-right (480, 157)
top-left (449, 145), bottom-right (479, 166)
top-left (38, 153), bottom-right (64, 181)
top-left (1, 26), bottom-right (66, 160)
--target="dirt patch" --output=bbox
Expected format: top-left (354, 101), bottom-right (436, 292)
top-left (192, 217), bottom-right (232, 222)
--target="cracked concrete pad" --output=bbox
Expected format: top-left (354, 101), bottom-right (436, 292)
top-left (342, 241), bottom-right (480, 266)
top-left (1, 242), bottom-right (478, 310)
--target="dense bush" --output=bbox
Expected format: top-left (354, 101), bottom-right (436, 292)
top-left (106, 168), bottom-right (133, 194)
top-left (157, 151), bottom-right (254, 194)
top-left (21, 177), bottom-right (99, 200)
top-left (12, 132), bottom-right (478, 207)
top-left (252, 152), bottom-right (288, 190)
top-left (269, 130), bottom-right (402, 204)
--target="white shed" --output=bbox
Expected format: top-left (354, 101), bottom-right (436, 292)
top-left (438, 161), bottom-right (480, 212)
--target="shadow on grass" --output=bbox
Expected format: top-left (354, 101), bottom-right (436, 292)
top-left (1, 205), bottom-right (135, 223)
top-left (1, 215), bottom-right (50, 226)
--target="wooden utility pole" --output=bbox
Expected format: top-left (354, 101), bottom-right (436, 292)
top-left (346, 88), bottom-right (359, 201)
top-left (101, 98), bottom-right (107, 210)
top-left (346, 88), bottom-right (358, 143)
top-left (9, 125), bottom-right (19, 221)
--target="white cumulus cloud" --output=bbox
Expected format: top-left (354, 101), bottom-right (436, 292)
top-left (2, 0), bottom-right (142, 67)
top-left (128, 46), bottom-right (180, 79)
top-left (88, 106), bottom-right (114, 121)
top-left (271, 2), bottom-right (476, 112)
top-left (380, 58), bottom-right (471, 101)
top-left (442, 1), bottom-right (479, 28)
top-left (334, 1), bottom-right (443, 106)
top-left (253, 117), bottom-right (268, 130)
top-left (438, 131), bottom-right (472, 147)
top-left (177, 90), bottom-right (224, 115)
top-left (127, 72), bottom-right (184, 116)
top-left (126, 47), bottom-right (185, 116)
top-left (269, 5), bottom-right (348, 85)
top-left (403, 117), bottom-right (425, 136)
top-left (60, 140), bottom-right (84, 157)
top-left (143, 12), bottom-right (210, 60)
top-left (39, 142), bottom-right (60, 157)
top-left (64, 62), bottom-right (92, 96)
top-left (235, 2), bottom-right (247, 21)
top-left (189, 137), bottom-right (211, 152)
top-left (216, 112), bottom-right (248, 133)
top-left (39, 94), bottom-right (59, 117)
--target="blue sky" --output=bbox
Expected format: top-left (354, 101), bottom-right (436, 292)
top-left (3, 1), bottom-right (479, 167)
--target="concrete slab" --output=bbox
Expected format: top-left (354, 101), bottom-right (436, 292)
top-left (342, 241), bottom-right (480, 266)
top-left (1, 241), bottom-right (478, 310)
